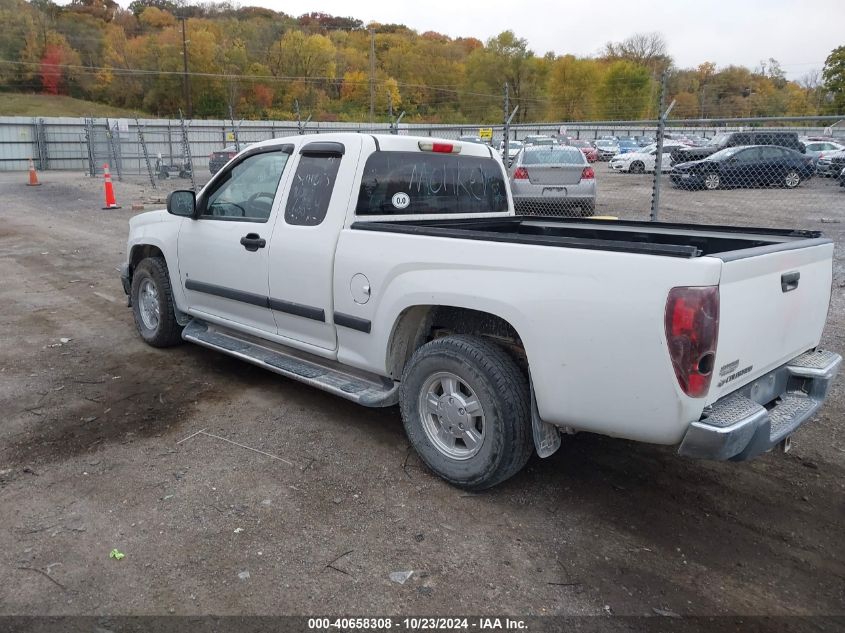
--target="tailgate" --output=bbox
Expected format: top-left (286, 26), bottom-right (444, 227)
top-left (707, 242), bottom-right (834, 404)
top-left (527, 165), bottom-right (583, 185)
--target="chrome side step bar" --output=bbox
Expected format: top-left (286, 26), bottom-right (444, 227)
top-left (182, 320), bottom-right (399, 407)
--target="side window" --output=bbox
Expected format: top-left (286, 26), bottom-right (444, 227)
top-left (284, 153), bottom-right (342, 226)
top-left (760, 147), bottom-right (785, 160)
top-left (735, 148), bottom-right (760, 163)
top-left (202, 151), bottom-right (289, 222)
top-left (731, 133), bottom-right (752, 146)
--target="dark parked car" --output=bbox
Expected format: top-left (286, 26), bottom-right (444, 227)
top-left (209, 144), bottom-right (251, 175)
top-left (617, 139), bottom-right (639, 154)
top-left (670, 145), bottom-right (815, 190)
top-left (670, 131), bottom-right (805, 165)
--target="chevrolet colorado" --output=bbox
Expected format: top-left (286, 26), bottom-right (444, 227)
top-left (121, 133), bottom-right (840, 489)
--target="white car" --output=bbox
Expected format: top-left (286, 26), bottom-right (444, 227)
top-left (609, 142), bottom-right (684, 173)
top-left (498, 140), bottom-right (524, 166)
top-left (120, 133), bottom-right (840, 489)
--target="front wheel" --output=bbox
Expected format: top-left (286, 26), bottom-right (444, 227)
top-left (784, 170), bottom-right (801, 189)
top-left (399, 335), bottom-right (533, 490)
top-left (131, 257), bottom-right (183, 348)
top-left (629, 161), bottom-right (644, 174)
top-left (703, 171), bottom-right (721, 190)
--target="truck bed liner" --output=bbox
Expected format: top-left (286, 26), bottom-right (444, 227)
top-left (351, 216), bottom-right (825, 259)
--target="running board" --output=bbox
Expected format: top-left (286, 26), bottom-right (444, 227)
top-left (182, 320), bottom-right (398, 407)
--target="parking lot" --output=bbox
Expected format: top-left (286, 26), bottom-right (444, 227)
top-left (0, 167), bottom-right (843, 620)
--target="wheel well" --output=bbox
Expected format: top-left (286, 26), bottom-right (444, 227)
top-left (129, 244), bottom-right (166, 271)
top-left (386, 306), bottom-right (526, 380)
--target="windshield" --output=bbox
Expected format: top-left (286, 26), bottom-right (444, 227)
top-left (708, 134), bottom-right (730, 147)
top-left (570, 140), bottom-right (592, 148)
top-left (595, 140), bottom-right (616, 147)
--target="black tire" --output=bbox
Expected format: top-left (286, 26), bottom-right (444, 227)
top-left (581, 202), bottom-right (595, 217)
top-left (629, 161), bottom-right (645, 174)
top-left (399, 335), bottom-right (533, 490)
top-left (131, 257), bottom-right (183, 348)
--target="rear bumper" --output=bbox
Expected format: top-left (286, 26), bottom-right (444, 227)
top-left (678, 350), bottom-right (841, 461)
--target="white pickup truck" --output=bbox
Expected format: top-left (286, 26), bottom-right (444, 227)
top-left (121, 133), bottom-right (841, 489)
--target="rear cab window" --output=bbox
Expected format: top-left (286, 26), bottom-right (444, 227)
top-left (356, 151), bottom-right (509, 216)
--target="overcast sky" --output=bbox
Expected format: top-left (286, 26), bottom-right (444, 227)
top-left (112, 0), bottom-right (843, 79)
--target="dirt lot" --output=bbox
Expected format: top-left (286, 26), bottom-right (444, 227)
top-left (0, 167), bottom-right (843, 622)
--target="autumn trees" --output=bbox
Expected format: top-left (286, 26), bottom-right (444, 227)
top-left (0, 0), bottom-right (840, 123)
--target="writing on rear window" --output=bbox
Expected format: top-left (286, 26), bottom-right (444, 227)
top-left (356, 151), bottom-right (508, 215)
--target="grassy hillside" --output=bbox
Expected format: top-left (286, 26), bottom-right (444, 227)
top-left (0, 93), bottom-right (145, 118)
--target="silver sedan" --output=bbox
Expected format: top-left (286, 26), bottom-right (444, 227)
top-left (509, 146), bottom-right (596, 216)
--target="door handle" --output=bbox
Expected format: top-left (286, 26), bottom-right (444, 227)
top-left (240, 233), bottom-right (266, 252)
top-left (781, 271), bottom-right (800, 293)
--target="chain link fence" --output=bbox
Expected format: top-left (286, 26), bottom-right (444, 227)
top-left (1, 114), bottom-right (844, 223)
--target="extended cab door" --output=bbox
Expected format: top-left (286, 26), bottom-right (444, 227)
top-left (266, 138), bottom-right (363, 351)
top-left (177, 146), bottom-right (293, 334)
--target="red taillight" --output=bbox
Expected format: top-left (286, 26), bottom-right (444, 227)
top-left (581, 166), bottom-right (595, 179)
top-left (664, 286), bottom-right (719, 398)
top-left (513, 166), bottom-right (529, 180)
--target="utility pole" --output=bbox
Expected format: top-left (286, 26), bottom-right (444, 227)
top-left (179, 15), bottom-right (192, 118)
top-left (369, 28), bottom-right (376, 124)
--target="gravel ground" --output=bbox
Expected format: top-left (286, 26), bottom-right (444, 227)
top-left (0, 167), bottom-right (843, 623)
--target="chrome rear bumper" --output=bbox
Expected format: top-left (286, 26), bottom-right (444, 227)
top-left (678, 350), bottom-right (841, 461)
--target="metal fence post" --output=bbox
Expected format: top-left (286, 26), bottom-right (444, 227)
top-left (84, 117), bottom-right (95, 177)
top-left (179, 109), bottom-right (195, 192)
top-left (136, 118), bottom-right (156, 189)
top-left (34, 118), bottom-right (48, 170)
top-left (650, 72), bottom-right (668, 222)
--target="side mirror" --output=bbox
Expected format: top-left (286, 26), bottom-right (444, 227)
top-left (167, 190), bottom-right (196, 217)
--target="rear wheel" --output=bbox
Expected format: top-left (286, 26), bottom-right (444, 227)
top-left (629, 161), bottom-right (645, 174)
top-left (581, 201), bottom-right (595, 217)
top-left (131, 257), bottom-right (183, 348)
top-left (784, 170), bottom-right (801, 189)
top-left (703, 171), bottom-right (721, 190)
top-left (399, 335), bottom-right (533, 490)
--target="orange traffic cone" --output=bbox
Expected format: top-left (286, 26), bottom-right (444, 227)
top-left (102, 163), bottom-right (121, 210)
top-left (27, 158), bottom-right (41, 186)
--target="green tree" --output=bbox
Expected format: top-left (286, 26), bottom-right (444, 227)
top-left (597, 61), bottom-right (652, 120)
top-left (546, 55), bottom-right (601, 120)
top-left (822, 46), bottom-right (845, 114)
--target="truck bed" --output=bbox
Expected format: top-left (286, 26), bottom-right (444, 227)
top-left (350, 216), bottom-right (827, 259)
